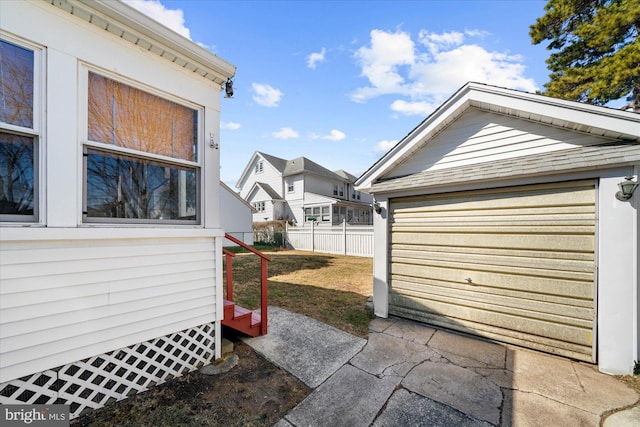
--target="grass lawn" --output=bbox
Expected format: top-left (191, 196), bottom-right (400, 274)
top-left (224, 248), bottom-right (374, 337)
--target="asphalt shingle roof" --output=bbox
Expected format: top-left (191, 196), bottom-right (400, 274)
top-left (369, 142), bottom-right (640, 193)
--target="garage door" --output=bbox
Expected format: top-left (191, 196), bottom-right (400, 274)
top-left (389, 180), bottom-right (596, 362)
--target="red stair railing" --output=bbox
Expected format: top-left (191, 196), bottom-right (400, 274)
top-left (223, 233), bottom-right (271, 335)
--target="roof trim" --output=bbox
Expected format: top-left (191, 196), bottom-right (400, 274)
top-left (221, 181), bottom-right (256, 213)
top-left (367, 142), bottom-right (640, 194)
top-left (356, 82), bottom-right (640, 189)
top-left (47, 0), bottom-right (236, 84)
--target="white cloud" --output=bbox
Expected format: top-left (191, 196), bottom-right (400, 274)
top-left (272, 127), bottom-right (299, 139)
top-left (352, 30), bottom-right (415, 102)
top-left (123, 0), bottom-right (191, 39)
top-left (252, 83), bottom-right (283, 107)
top-left (307, 48), bottom-right (327, 69)
top-left (374, 139), bottom-right (398, 154)
top-left (390, 100), bottom-right (438, 116)
top-left (322, 130), bottom-right (346, 141)
top-left (351, 28), bottom-right (538, 116)
top-left (221, 121), bottom-right (241, 130)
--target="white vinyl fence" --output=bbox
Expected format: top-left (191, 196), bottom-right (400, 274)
top-left (285, 221), bottom-right (374, 257)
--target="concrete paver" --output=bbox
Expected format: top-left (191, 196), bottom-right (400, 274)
top-left (350, 332), bottom-right (438, 377)
top-left (284, 364), bottom-right (400, 427)
top-left (242, 306), bottom-right (366, 388)
top-left (373, 389), bottom-right (492, 427)
top-left (402, 361), bottom-right (503, 425)
top-left (241, 307), bottom-right (639, 426)
top-left (502, 389), bottom-right (600, 427)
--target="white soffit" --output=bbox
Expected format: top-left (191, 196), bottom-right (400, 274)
top-left (45, 0), bottom-right (236, 84)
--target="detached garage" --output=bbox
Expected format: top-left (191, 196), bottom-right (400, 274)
top-left (356, 83), bottom-right (640, 375)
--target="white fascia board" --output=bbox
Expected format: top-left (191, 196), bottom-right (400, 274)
top-left (235, 151), bottom-right (261, 189)
top-left (468, 84), bottom-right (640, 141)
top-left (355, 85), bottom-right (472, 190)
top-left (356, 82), bottom-right (640, 192)
top-left (53, 0), bottom-right (236, 84)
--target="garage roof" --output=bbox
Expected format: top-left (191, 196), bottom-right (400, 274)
top-left (369, 142), bottom-right (640, 193)
top-left (356, 82), bottom-right (640, 192)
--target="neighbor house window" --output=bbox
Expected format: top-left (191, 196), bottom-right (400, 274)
top-left (84, 72), bottom-right (199, 223)
top-left (287, 180), bottom-right (294, 193)
top-left (333, 184), bottom-right (338, 196)
top-left (0, 38), bottom-right (38, 222)
top-left (255, 160), bottom-right (263, 174)
top-left (253, 201), bottom-right (265, 212)
top-left (305, 205), bottom-right (329, 222)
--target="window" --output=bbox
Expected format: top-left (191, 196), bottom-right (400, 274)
top-left (338, 185), bottom-right (344, 197)
top-left (0, 38), bottom-right (38, 222)
top-left (255, 160), bottom-right (263, 174)
top-left (84, 72), bottom-right (199, 223)
top-left (321, 206), bottom-right (330, 222)
top-left (253, 201), bottom-right (265, 212)
top-left (287, 180), bottom-right (294, 193)
top-left (305, 205), bottom-right (329, 222)
top-left (333, 184), bottom-right (338, 196)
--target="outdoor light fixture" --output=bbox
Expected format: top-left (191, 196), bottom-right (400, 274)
top-left (615, 176), bottom-right (639, 201)
top-left (224, 79), bottom-right (234, 98)
top-left (373, 201), bottom-right (382, 214)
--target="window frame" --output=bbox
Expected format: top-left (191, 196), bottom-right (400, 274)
top-left (0, 34), bottom-right (43, 224)
top-left (80, 66), bottom-right (203, 225)
top-left (287, 180), bottom-right (294, 193)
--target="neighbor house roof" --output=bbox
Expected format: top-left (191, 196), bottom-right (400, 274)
top-left (283, 157), bottom-right (342, 181)
top-left (49, 0), bottom-right (235, 85)
top-left (356, 82), bottom-right (640, 191)
top-left (236, 151), bottom-right (357, 188)
top-left (248, 182), bottom-right (283, 201)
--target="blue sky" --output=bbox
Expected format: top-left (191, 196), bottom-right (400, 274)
top-left (125, 0), bottom-right (563, 187)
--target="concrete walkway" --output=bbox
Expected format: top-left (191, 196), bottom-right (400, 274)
top-left (243, 307), bottom-right (639, 427)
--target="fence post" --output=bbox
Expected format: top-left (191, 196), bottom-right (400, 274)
top-left (343, 219), bottom-right (347, 256)
top-left (311, 220), bottom-right (315, 252)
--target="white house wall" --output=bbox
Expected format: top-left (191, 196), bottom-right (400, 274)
top-left (220, 185), bottom-right (254, 246)
top-left (0, 1), bottom-right (228, 383)
top-left (0, 229), bottom-right (219, 382)
top-left (385, 108), bottom-right (611, 180)
top-left (239, 156), bottom-right (283, 200)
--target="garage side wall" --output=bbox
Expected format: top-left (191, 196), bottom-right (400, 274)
top-left (598, 172), bottom-right (640, 374)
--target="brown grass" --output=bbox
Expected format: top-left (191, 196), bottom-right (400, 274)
top-left (224, 249), bottom-right (374, 337)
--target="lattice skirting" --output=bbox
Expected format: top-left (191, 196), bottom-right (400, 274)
top-left (0, 322), bottom-right (216, 419)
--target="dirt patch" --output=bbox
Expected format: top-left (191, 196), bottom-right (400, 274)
top-left (72, 336), bottom-right (311, 427)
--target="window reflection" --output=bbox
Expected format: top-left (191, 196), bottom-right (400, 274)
top-left (0, 40), bottom-right (34, 128)
top-left (0, 133), bottom-right (34, 215)
top-left (86, 149), bottom-right (197, 221)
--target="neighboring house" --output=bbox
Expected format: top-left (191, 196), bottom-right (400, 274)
top-left (356, 82), bottom-right (640, 375)
top-left (236, 152), bottom-right (373, 225)
top-left (0, 0), bottom-right (235, 417)
top-left (221, 181), bottom-right (256, 246)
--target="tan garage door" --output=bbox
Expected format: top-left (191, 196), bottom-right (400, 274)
top-left (389, 180), bottom-right (596, 362)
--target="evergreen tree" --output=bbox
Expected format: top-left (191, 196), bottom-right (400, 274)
top-left (530, 0), bottom-right (640, 111)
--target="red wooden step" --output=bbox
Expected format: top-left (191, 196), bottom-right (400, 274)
top-left (222, 300), bottom-right (262, 337)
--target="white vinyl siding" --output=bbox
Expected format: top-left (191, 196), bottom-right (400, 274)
top-left (387, 108), bottom-right (612, 179)
top-left (0, 234), bottom-right (217, 382)
top-left (389, 180), bottom-right (596, 362)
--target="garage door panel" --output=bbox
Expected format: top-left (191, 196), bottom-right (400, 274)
top-left (390, 305), bottom-right (593, 361)
top-left (389, 180), bottom-right (596, 362)
top-left (391, 263), bottom-right (593, 298)
top-left (392, 205), bottom-right (595, 220)
top-left (391, 274), bottom-right (594, 308)
top-left (391, 249), bottom-right (595, 276)
top-left (389, 293), bottom-right (592, 347)
top-left (391, 281), bottom-right (594, 326)
top-left (392, 243), bottom-right (595, 262)
top-left (392, 232), bottom-right (594, 252)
